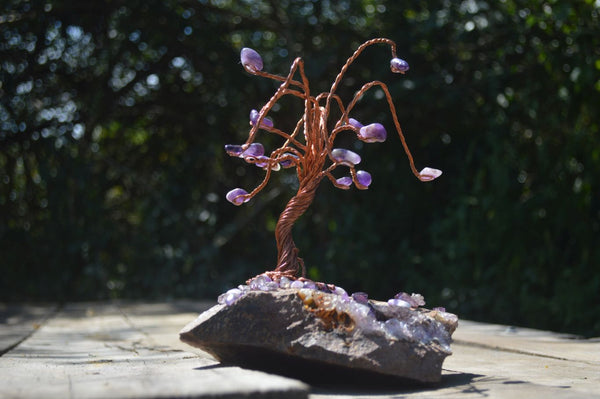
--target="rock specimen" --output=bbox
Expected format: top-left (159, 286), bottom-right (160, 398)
top-left (180, 276), bottom-right (458, 384)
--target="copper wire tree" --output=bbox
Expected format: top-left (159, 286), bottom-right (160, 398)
top-left (225, 38), bottom-right (442, 281)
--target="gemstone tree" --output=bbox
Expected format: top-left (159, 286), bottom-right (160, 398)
top-left (226, 38), bottom-right (442, 280)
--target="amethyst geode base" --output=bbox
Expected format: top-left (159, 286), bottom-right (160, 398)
top-left (180, 280), bottom-right (458, 384)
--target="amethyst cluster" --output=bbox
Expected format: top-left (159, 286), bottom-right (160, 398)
top-left (218, 274), bottom-right (430, 311)
top-left (217, 274), bottom-right (456, 349)
top-left (218, 275), bottom-right (346, 307)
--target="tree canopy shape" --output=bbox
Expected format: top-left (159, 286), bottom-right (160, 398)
top-left (226, 38), bottom-right (441, 279)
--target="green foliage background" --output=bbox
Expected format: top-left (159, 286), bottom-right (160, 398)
top-left (1, 0), bottom-right (599, 336)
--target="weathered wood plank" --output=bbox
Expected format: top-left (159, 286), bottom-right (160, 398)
top-left (312, 372), bottom-right (598, 399)
top-left (1, 301), bottom-right (599, 399)
top-left (453, 320), bottom-right (600, 364)
top-left (441, 320), bottom-right (600, 398)
top-left (0, 302), bottom-right (309, 399)
top-left (116, 300), bottom-right (216, 354)
top-left (443, 341), bottom-right (599, 397)
top-left (0, 304), bottom-right (58, 354)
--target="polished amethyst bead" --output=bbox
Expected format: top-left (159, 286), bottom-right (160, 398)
top-left (390, 57), bottom-right (410, 74)
top-left (332, 148), bottom-right (361, 166)
top-left (254, 155), bottom-right (269, 168)
top-left (252, 155), bottom-right (280, 171)
top-left (335, 176), bottom-right (352, 188)
top-left (250, 109), bottom-right (274, 129)
top-left (387, 298), bottom-right (411, 308)
top-left (226, 188), bottom-right (249, 205)
top-left (290, 280), bottom-right (304, 289)
top-left (249, 274), bottom-right (273, 290)
top-left (348, 118), bottom-right (363, 129)
top-left (240, 47), bottom-right (263, 73)
top-left (237, 284), bottom-right (250, 293)
top-left (358, 123), bottom-right (387, 143)
top-left (224, 144), bottom-right (244, 157)
top-left (418, 167), bottom-right (442, 182)
top-left (279, 153), bottom-right (298, 168)
top-left (278, 276), bottom-right (292, 288)
top-left (253, 155), bottom-right (269, 168)
top-left (217, 288), bottom-right (244, 306)
top-left (356, 170), bottom-right (372, 188)
top-left (241, 142), bottom-right (265, 157)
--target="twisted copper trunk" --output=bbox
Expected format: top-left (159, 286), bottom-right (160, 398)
top-left (273, 176), bottom-right (322, 278)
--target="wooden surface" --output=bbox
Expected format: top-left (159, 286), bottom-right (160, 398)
top-left (1, 301), bottom-right (598, 398)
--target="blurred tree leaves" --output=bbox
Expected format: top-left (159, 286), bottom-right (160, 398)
top-left (1, 0), bottom-right (599, 336)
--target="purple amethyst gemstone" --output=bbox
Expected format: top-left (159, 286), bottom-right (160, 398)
top-left (356, 170), bottom-right (372, 188)
top-left (278, 276), bottom-right (292, 288)
top-left (249, 274), bottom-right (273, 290)
top-left (252, 155), bottom-right (280, 171)
top-left (290, 280), bottom-right (304, 289)
top-left (240, 47), bottom-right (263, 73)
top-left (250, 109), bottom-right (274, 129)
top-left (390, 57), bottom-right (410, 74)
top-left (224, 144), bottom-right (243, 157)
top-left (387, 298), bottom-right (411, 308)
top-left (412, 293), bottom-right (426, 307)
top-left (348, 118), bottom-right (363, 129)
top-left (394, 292), bottom-right (425, 307)
top-left (419, 167), bottom-right (442, 182)
top-left (358, 123), bottom-right (387, 143)
top-left (237, 284), bottom-right (250, 293)
top-left (331, 148), bottom-right (361, 166)
top-left (351, 292), bottom-right (369, 304)
top-left (226, 188), bottom-right (249, 206)
top-left (253, 155), bottom-right (269, 168)
top-left (241, 142), bottom-right (265, 157)
top-left (218, 289), bottom-right (242, 306)
top-left (223, 288), bottom-right (243, 306)
top-left (336, 176), bottom-right (352, 188)
top-left (279, 153), bottom-right (298, 168)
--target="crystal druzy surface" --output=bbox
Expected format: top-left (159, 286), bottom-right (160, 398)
top-left (181, 275), bottom-right (458, 383)
top-left (217, 275), bottom-right (457, 352)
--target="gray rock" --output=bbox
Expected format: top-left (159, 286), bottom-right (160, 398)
top-left (180, 288), bottom-right (458, 384)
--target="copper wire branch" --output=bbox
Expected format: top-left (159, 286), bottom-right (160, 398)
top-left (228, 38), bottom-right (442, 281)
